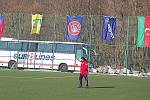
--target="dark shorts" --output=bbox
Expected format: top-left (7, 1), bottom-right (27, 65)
top-left (79, 74), bottom-right (88, 80)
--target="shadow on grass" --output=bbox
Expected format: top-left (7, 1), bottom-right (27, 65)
top-left (78, 86), bottom-right (115, 89)
top-left (89, 86), bottom-right (115, 88)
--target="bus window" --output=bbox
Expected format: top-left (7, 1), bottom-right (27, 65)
top-left (76, 44), bottom-right (82, 50)
top-left (21, 42), bottom-right (29, 52)
top-left (38, 43), bottom-right (53, 53)
top-left (55, 43), bottom-right (74, 53)
top-left (8, 42), bottom-right (21, 51)
top-left (0, 41), bottom-right (8, 50)
top-left (29, 43), bottom-right (38, 52)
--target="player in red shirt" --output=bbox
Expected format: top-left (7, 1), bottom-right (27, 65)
top-left (78, 57), bottom-right (89, 88)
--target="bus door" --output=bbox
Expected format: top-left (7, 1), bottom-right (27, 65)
top-left (75, 49), bottom-right (82, 71)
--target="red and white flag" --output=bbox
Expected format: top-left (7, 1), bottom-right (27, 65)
top-left (0, 16), bottom-right (4, 40)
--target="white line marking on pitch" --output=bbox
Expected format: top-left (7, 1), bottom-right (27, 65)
top-left (0, 75), bottom-right (78, 80)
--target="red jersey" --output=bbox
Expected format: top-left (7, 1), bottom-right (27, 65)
top-left (80, 60), bottom-right (88, 75)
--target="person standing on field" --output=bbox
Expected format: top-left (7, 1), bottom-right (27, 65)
top-left (78, 57), bottom-right (89, 88)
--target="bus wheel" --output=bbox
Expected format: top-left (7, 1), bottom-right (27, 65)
top-left (8, 60), bottom-right (17, 69)
top-left (59, 63), bottom-right (68, 72)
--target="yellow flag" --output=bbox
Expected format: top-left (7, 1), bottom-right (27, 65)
top-left (31, 14), bottom-right (43, 34)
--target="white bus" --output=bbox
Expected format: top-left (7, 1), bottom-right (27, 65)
top-left (0, 37), bottom-right (91, 72)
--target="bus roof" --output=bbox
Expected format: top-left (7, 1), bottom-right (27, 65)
top-left (0, 37), bottom-right (88, 45)
top-left (1, 37), bottom-right (15, 41)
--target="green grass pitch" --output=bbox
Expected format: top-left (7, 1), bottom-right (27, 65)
top-left (0, 70), bottom-right (150, 100)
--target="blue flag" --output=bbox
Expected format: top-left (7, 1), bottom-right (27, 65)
top-left (101, 16), bottom-right (116, 41)
top-left (65, 16), bottom-right (83, 40)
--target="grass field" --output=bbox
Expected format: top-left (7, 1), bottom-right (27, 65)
top-left (0, 70), bottom-right (150, 100)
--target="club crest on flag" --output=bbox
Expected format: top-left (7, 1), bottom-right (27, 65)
top-left (68, 20), bottom-right (81, 36)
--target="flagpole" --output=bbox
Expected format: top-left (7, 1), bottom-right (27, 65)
top-left (52, 15), bottom-right (56, 71)
top-left (16, 13), bottom-right (20, 69)
top-left (88, 15), bottom-right (93, 73)
top-left (125, 16), bottom-right (130, 76)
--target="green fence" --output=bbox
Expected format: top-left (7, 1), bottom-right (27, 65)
top-left (1, 13), bottom-right (150, 72)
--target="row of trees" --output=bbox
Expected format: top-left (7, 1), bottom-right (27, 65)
top-left (0, 0), bottom-right (150, 15)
